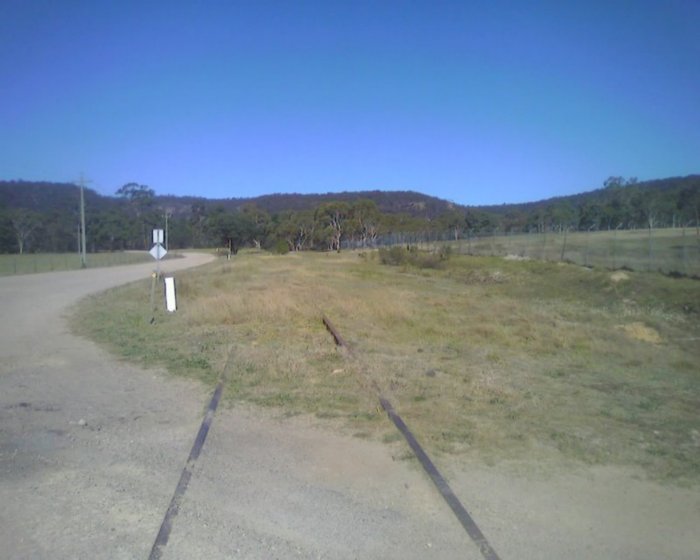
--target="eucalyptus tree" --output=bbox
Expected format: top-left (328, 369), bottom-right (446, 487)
top-left (205, 207), bottom-right (256, 255)
top-left (116, 182), bottom-right (157, 249)
top-left (437, 208), bottom-right (466, 240)
top-left (315, 201), bottom-right (349, 252)
top-left (275, 209), bottom-right (316, 251)
top-left (350, 199), bottom-right (381, 247)
top-left (9, 209), bottom-right (42, 254)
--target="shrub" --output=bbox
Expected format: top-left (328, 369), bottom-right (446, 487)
top-left (438, 245), bottom-right (453, 260)
top-left (378, 246), bottom-right (410, 266)
top-left (273, 239), bottom-right (290, 255)
top-left (413, 252), bottom-right (442, 269)
top-left (378, 246), bottom-right (447, 269)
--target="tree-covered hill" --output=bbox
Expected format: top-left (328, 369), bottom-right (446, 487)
top-left (479, 175), bottom-right (699, 232)
top-left (0, 174), bottom-right (697, 254)
top-left (157, 189), bottom-right (459, 219)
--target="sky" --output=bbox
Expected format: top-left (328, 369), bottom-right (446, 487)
top-left (1, 1), bottom-right (698, 206)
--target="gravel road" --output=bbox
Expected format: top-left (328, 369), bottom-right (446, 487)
top-left (0, 254), bottom-right (476, 559)
top-left (1, 253), bottom-right (698, 560)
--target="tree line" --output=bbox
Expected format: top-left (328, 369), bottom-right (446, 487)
top-left (0, 175), bottom-right (698, 254)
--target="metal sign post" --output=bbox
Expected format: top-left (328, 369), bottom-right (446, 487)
top-left (148, 229), bottom-right (167, 323)
top-left (150, 229), bottom-right (167, 278)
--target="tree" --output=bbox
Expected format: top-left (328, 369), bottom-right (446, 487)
top-left (89, 208), bottom-right (130, 251)
top-left (502, 209), bottom-right (528, 233)
top-left (275, 210), bottom-right (316, 251)
top-left (316, 202), bottom-right (349, 252)
top-left (677, 184), bottom-right (700, 235)
top-left (437, 208), bottom-right (465, 240)
top-left (546, 202), bottom-right (576, 232)
top-left (116, 183), bottom-right (157, 249)
top-left (9, 209), bottom-right (42, 254)
top-left (189, 203), bottom-right (208, 247)
top-left (463, 208), bottom-right (494, 233)
top-left (350, 199), bottom-right (381, 247)
top-left (0, 207), bottom-right (16, 253)
top-left (604, 176), bottom-right (626, 189)
top-left (164, 215), bottom-right (191, 249)
top-left (241, 204), bottom-right (271, 249)
top-left (206, 207), bottom-right (255, 255)
top-left (577, 201), bottom-right (603, 230)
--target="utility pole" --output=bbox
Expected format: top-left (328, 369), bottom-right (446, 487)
top-left (165, 210), bottom-right (169, 251)
top-left (76, 173), bottom-right (91, 268)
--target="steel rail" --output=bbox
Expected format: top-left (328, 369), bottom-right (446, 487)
top-left (147, 348), bottom-right (233, 560)
top-left (322, 314), bottom-right (501, 560)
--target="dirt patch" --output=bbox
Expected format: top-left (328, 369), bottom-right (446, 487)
top-left (503, 254), bottom-right (530, 261)
top-left (461, 269), bottom-right (508, 284)
top-left (618, 322), bottom-right (662, 344)
top-left (610, 271), bottom-right (630, 282)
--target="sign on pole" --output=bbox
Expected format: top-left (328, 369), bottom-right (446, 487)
top-left (150, 229), bottom-right (167, 278)
top-left (149, 243), bottom-right (167, 261)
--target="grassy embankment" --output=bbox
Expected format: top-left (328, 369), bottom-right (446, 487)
top-left (0, 251), bottom-right (162, 276)
top-left (71, 248), bottom-right (700, 484)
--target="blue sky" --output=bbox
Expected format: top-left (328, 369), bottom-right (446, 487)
top-left (1, 1), bottom-right (698, 206)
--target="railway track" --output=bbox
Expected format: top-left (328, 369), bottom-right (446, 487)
top-left (321, 313), bottom-right (501, 560)
top-left (150, 314), bottom-right (501, 560)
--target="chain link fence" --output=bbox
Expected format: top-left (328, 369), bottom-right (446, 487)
top-left (345, 228), bottom-right (700, 276)
top-left (0, 252), bottom-right (154, 276)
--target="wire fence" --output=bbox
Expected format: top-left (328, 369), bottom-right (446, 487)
top-left (345, 228), bottom-right (700, 276)
top-left (0, 251), bottom-right (154, 276)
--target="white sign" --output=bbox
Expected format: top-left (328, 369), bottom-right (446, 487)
top-left (153, 229), bottom-right (164, 244)
top-left (149, 243), bottom-right (167, 260)
top-left (164, 276), bottom-right (177, 312)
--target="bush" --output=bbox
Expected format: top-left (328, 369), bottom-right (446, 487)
top-left (413, 252), bottom-right (442, 269)
top-left (438, 245), bottom-right (453, 260)
top-left (378, 245), bottom-right (448, 269)
top-left (273, 239), bottom-right (290, 255)
top-left (378, 246), bottom-right (410, 266)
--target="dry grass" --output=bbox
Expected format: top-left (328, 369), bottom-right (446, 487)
top-left (71, 250), bottom-right (700, 483)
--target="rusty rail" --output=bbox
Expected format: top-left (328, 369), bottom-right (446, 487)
top-left (321, 313), bottom-right (501, 560)
top-left (321, 314), bottom-right (351, 352)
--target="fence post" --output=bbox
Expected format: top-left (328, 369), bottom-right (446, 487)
top-left (560, 228), bottom-right (568, 262)
top-left (540, 230), bottom-right (545, 261)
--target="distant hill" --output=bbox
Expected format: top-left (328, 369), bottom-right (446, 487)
top-left (1, 174), bottom-right (698, 253)
top-left (3, 175), bottom-right (697, 223)
top-left (0, 182), bottom-right (461, 220)
top-left (479, 175), bottom-right (699, 216)
top-left (0, 180), bottom-right (110, 213)
top-left (158, 189), bottom-right (462, 220)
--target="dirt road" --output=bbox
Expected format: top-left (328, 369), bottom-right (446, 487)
top-left (1, 253), bottom-right (698, 559)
